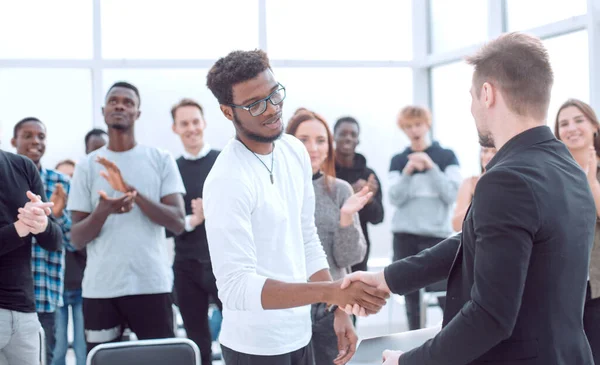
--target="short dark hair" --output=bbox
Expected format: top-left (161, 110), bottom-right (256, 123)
top-left (171, 98), bottom-right (204, 122)
top-left (55, 159), bottom-right (76, 170)
top-left (84, 128), bottom-right (107, 148)
top-left (206, 49), bottom-right (272, 105)
top-left (334, 116), bottom-right (360, 134)
top-left (466, 32), bottom-right (553, 120)
top-left (106, 81), bottom-right (141, 107)
top-left (13, 117), bottom-right (44, 139)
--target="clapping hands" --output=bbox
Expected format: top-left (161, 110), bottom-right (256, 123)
top-left (14, 191), bottom-right (54, 237)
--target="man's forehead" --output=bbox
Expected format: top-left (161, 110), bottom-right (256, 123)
top-left (107, 87), bottom-right (136, 99)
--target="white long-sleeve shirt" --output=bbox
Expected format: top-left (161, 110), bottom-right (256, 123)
top-left (203, 133), bottom-right (329, 356)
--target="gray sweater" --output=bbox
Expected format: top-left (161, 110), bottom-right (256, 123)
top-left (313, 175), bottom-right (366, 280)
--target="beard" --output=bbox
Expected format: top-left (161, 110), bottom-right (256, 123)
top-left (233, 112), bottom-right (283, 144)
top-left (478, 132), bottom-right (495, 148)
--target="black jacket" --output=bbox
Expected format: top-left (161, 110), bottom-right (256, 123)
top-left (335, 153), bottom-right (384, 248)
top-left (385, 126), bottom-right (595, 364)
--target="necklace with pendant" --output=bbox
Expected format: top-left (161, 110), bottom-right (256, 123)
top-left (237, 138), bottom-right (275, 184)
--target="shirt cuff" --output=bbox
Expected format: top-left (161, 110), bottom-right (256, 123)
top-left (245, 274), bottom-right (268, 311)
top-left (184, 215), bottom-right (195, 232)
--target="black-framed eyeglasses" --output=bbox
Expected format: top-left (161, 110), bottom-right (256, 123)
top-left (229, 84), bottom-right (286, 117)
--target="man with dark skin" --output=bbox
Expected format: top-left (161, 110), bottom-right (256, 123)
top-left (84, 129), bottom-right (108, 155)
top-left (204, 50), bottom-right (388, 365)
top-left (67, 82), bottom-right (186, 352)
top-left (333, 118), bottom-right (384, 273)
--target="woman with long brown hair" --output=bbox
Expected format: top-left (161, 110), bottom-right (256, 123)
top-left (555, 98), bottom-right (600, 363)
top-left (286, 108), bottom-right (369, 365)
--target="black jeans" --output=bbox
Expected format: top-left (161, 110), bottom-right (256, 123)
top-left (173, 259), bottom-right (221, 365)
top-left (38, 312), bottom-right (56, 365)
top-left (585, 282), bottom-right (600, 364)
top-left (393, 233), bottom-right (447, 330)
top-left (221, 343), bottom-right (315, 365)
top-left (83, 293), bottom-right (174, 353)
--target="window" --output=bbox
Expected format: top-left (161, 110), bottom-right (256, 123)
top-left (101, 0), bottom-right (258, 59)
top-left (275, 67), bottom-right (412, 259)
top-left (431, 62), bottom-right (480, 178)
top-left (429, 0), bottom-right (488, 54)
top-left (0, 0), bottom-right (93, 59)
top-left (544, 31), bottom-right (590, 128)
top-left (102, 69), bottom-right (234, 155)
top-left (0, 69), bottom-right (93, 167)
top-left (506, 0), bottom-right (587, 32)
top-left (266, 0), bottom-right (412, 60)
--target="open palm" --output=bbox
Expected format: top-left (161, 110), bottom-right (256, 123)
top-left (97, 157), bottom-right (129, 193)
top-left (341, 186), bottom-right (372, 215)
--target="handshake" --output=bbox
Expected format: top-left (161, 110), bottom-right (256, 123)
top-left (326, 271), bottom-right (391, 317)
top-left (14, 191), bottom-right (54, 238)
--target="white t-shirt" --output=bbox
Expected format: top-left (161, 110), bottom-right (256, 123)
top-left (203, 134), bottom-right (329, 356)
top-left (67, 145), bottom-right (186, 299)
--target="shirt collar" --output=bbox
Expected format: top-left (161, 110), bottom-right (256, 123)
top-left (183, 144), bottom-right (211, 161)
top-left (486, 125), bottom-right (555, 170)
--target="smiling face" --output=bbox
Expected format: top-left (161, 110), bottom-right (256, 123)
top-left (224, 70), bottom-right (283, 144)
top-left (334, 121), bottom-right (359, 157)
top-left (294, 119), bottom-right (329, 173)
top-left (172, 105), bottom-right (206, 151)
top-left (557, 105), bottom-right (598, 152)
top-left (12, 121), bottom-right (46, 167)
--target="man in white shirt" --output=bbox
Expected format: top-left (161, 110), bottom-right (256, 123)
top-left (203, 50), bottom-right (389, 365)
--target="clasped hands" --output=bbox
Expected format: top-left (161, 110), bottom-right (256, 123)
top-left (14, 191), bottom-right (54, 237)
top-left (329, 271), bottom-right (391, 317)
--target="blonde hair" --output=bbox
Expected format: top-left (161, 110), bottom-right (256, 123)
top-left (397, 105), bottom-right (432, 129)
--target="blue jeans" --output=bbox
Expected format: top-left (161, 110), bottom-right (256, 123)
top-left (52, 290), bottom-right (86, 365)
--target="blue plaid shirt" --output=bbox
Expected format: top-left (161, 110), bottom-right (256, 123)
top-left (32, 167), bottom-right (74, 313)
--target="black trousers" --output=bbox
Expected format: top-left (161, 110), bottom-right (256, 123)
top-left (221, 343), bottom-right (315, 365)
top-left (393, 232), bottom-right (447, 330)
top-left (173, 259), bottom-right (222, 365)
top-left (584, 282), bottom-right (600, 364)
top-left (83, 293), bottom-right (174, 353)
top-left (38, 312), bottom-right (56, 365)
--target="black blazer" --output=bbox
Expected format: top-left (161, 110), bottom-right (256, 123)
top-left (384, 126), bottom-right (596, 364)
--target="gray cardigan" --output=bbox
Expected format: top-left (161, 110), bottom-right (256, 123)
top-left (313, 175), bottom-right (366, 280)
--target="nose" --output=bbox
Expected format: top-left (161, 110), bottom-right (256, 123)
top-left (32, 135), bottom-right (41, 145)
top-left (264, 99), bottom-right (281, 117)
top-left (306, 140), bottom-right (318, 152)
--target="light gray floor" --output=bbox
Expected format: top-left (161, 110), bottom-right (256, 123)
top-left (65, 295), bottom-right (443, 365)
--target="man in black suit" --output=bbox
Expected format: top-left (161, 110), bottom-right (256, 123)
top-left (342, 32), bottom-right (596, 365)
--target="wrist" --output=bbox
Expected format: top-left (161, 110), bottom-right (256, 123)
top-left (14, 221), bottom-right (29, 237)
top-left (339, 211), bottom-right (353, 227)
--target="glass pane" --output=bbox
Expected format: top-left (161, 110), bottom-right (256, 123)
top-left (102, 69), bottom-right (235, 156)
top-left (544, 31), bottom-right (590, 128)
top-left (101, 0), bottom-right (258, 59)
top-left (266, 0), bottom-right (412, 60)
top-left (429, 0), bottom-right (488, 54)
top-left (275, 67), bottom-right (412, 259)
top-left (431, 62), bottom-right (480, 178)
top-left (0, 69), bottom-right (93, 168)
top-left (506, 0), bottom-right (587, 31)
top-left (0, 0), bottom-right (93, 59)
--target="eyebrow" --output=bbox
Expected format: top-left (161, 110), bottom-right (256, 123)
top-left (240, 84), bottom-right (279, 106)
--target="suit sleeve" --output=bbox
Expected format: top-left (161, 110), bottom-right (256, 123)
top-left (399, 168), bottom-right (539, 365)
top-left (384, 233), bottom-right (460, 295)
top-left (29, 161), bottom-right (62, 252)
top-left (359, 169), bottom-right (384, 225)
